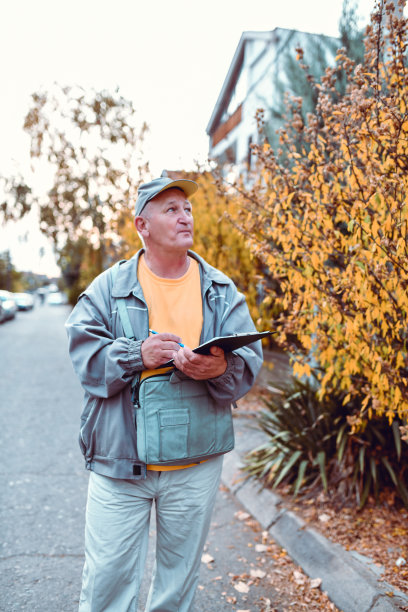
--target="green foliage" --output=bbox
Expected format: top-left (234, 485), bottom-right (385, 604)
top-left (338, 416), bottom-right (408, 508)
top-left (57, 236), bottom-right (110, 305)
top-left (26, 85), bottom-right (146, 247)
top-left (244, 378), bottom-right (344, 496)
top-left (3, 84), bottom-right (148, 291)
top-left (0, 251), bottom-right (26, 291)
top-left (57, 238), bottom-right (88, 304)
top-left (339, 0), bottom-right (365, 65)
top-left (244, 378), bottom-right (408, 508)
top-left (0, 175), bottom-right (32, 223)
top-left (266, 0), bottom-right (365, 150)
top-left (266, 32), bottom-right (339, 149)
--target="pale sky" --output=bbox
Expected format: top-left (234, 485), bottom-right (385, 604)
top-left (0, 0), bottom-right (377, 276)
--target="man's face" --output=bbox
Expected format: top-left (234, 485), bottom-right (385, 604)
top-left (138, 188), bottom-right (194, 254)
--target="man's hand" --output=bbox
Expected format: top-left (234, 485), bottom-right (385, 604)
top-left (141, 333), bottom-right (183, 369)
top-left (172, 346), bottom-right (227, 380)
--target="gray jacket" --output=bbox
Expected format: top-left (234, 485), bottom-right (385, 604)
top-left (65, 250), bottom-right (263, 480)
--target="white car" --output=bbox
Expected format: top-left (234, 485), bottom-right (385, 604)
top-left (14, 292), bottom-right (35, 311)
top-left (0, 290), bottom-right (18, 320)
top-left (47, 291), bottom-right (68, 305)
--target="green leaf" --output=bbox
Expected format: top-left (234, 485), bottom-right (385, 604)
top-left (359, 446), bottom-right (366, 473)
top-left (370, 456), bottom-right (378, 484)
top-left (370, 457), bottom-right (379, 500)
top-left (381, 456), bottom-right (398, 486)
top-left (336, 422), bottom-right (348, 447)
top-left (396, 477), bottom-right (408, 507)
top-left (391, 420), bottom-right (401, 460)
top-left (272, 449), bottom-right (303, 488)
top-left (371, 425), bottom-right (386, 446)
top-left (315, 450), bottom-right (328, 491)
top-left (293, 459), bottom-right (309, 496)
top-left (359, 472), bottom-right (372, 509)
top-left (263, 454), bottom-right (285, 479)
top-left (337, 431), bottom-right (348, 463)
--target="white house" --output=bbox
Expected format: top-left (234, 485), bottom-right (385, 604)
top-left (206, 29), bottom-right (339, 174)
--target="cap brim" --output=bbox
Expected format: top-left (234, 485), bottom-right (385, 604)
top-left (156, 179), bottom-right (198, 199)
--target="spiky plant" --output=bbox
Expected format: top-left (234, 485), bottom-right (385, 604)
top-left (244, 378), bottom-right (408, 508)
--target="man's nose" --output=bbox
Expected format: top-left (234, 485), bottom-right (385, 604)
top-left (178, 210), bottom-right (191, 223)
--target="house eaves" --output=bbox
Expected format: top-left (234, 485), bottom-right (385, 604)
top-left (206, 30), bottom-right (275, 136)
top-left (206, 28), bottom-right (340, 138)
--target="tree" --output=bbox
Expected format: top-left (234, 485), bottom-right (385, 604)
top-left (189, 172), bottom-right (268, 326)
top-left (339, 0), bottom-right (365, 65)
top-left (0, 175), bottom-right (32, 223)
top-left (0, 251), bottom-right (25, 291)
top-left (266, 1), bottom-right (365, 151)
top-left (226, 0), bottom-right (408, 428)
top-left (3, 84), bottom-right (148, 301)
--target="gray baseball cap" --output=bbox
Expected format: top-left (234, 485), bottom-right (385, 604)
top-left (135, 177), bottom-right (198, 216)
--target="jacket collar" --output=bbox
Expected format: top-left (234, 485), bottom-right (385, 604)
top-left (111, 249), bottom-right (230, 299)
top-left (111, 251), bottom-right (142, 298)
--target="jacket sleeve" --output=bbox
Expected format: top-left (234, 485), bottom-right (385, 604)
top-left (65, 272), bottom-right (144, 399)
top-left (205, 284), bottom-right (263, 404)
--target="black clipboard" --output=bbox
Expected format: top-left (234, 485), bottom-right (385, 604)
top-left (157, 330), bottom-right (276, 368)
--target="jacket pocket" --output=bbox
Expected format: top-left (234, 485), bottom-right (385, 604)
top-left (79, 398), bottom-right (100, 460)
top-left (158, 409), bottom-right (189, 461)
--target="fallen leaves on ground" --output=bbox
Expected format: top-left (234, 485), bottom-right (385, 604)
top-left (277, 486), bottom-right (408, 595)
top-left (234, 581), bottom-right (251, 594)
top-left (225, 525), bottom-right (339, 611)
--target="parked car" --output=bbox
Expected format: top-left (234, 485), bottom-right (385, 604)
top-left (0, 290), bottom-right (18, 320)
top-left (14, 292), bottom-right (35, 311)
top-left (47, 291), bottom-right (68, 305)
top-left (0, 301), bottom-right (7, 323)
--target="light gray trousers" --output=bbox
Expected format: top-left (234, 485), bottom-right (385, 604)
top-left (79, 455), bottom-right (224, 612)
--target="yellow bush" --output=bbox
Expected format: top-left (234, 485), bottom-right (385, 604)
top-left (228, 1), bottom-right (408, 425)
top-left (190, 172), bottom-right (266, 326)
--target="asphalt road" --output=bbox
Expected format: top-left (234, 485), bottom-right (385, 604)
top-left (0, 302), bottom-right (286, 611)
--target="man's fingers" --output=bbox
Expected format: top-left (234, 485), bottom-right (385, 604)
top-left (141, 334), bottom-right (182, 369)
top-left (173, 345), bottom-right (227, 380)
top-left (151, 332), bottom-right (182, 344)
top-left (209, 346), bottom-right (224, 357)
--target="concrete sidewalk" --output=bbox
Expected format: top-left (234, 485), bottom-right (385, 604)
top-left (222, 355), bottom-right (408, 612)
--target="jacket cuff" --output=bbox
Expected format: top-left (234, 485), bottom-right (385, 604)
top-left (209, 351), bottom-right (240, 385)
top-left (127, 339), bottom-right (145, 371)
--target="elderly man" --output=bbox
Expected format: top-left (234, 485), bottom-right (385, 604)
top-left (66, 175), bottom-right (263, 611)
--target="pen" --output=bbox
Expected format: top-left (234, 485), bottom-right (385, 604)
top-left (149, 329), bottom-right (184, 347)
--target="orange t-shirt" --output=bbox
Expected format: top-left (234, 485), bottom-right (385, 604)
top-left (138, 254), bottom-right (204, 471)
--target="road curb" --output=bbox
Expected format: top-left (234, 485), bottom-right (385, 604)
top-left (221, 448), bottom-right (408, 612)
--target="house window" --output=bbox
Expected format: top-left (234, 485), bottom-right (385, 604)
top-left (214, 141), bottom-right (237, 166)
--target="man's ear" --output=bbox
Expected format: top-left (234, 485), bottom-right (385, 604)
top-left (135, 216), bottom-right (148, 236)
